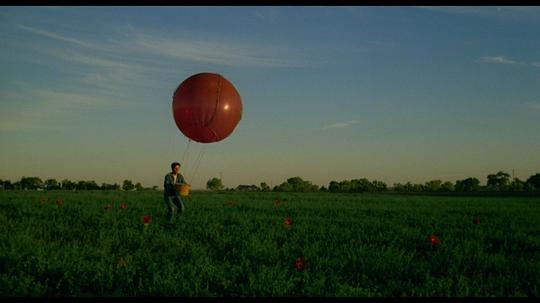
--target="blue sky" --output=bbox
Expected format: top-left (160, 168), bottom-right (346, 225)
top-left (1, 6), bottom-right (539, 189)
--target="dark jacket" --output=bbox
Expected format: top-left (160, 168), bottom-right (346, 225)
top-left (164, 173), bottom-right (186, 197)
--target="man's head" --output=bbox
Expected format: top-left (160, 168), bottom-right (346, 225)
top-left (171, 162), bottom-right (181, 174)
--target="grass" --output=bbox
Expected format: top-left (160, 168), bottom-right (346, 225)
top-left (0, 190), bottom-right (539, 296)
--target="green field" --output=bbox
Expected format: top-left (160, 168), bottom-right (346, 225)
top-left (1, 190), bottom-right (539, 297)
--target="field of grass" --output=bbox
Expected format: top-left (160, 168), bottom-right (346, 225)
top-left (1, 190), bottom-right (539, 297)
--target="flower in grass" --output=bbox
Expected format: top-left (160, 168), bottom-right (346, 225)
top-left (117, 257), bottom-right (128, 268)
top-left (103, 204), bottom-right (113, 210)
top-left (143, 215), bottom-right (152, 225)
top-left (40, 197), bottom-right (47, 204)
top-left (120, 203), bottom-right (128, 210)
top-left (55, 198), bottom-right (64, 206)
top-left (473, 216), bottom-right (481, 225)
top-left (283, 217), bottom-right (293, 229)
top-left (429, 234), bottom-right (440, 246)
top-left (274, 199), bottom-right (282, 207)
top-left (295, 257), bottom-right (306, 271)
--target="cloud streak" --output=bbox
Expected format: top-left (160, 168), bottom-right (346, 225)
top-left (0, 88), bottom-right (126, 132)
top-left (480, 55), bottom-right (540, 68)
top-left (132, 32), bottom-right (306, 68)
top-left (527, 102), bottom-right (540, 111)
top-left (481, 55), bottom-right (518, 65)
top-left (323, 120), bottom-right (360, 130)
top-left (18, 24), bottom-right (96, 48)
top-left (18, 23), bottom-right (307, 69)
top-left (416, 6), bottom-right (540, 19)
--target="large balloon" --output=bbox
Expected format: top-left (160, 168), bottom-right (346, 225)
top-left (172, 73), bottom-right (242, 143)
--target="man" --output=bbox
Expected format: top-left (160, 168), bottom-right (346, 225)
top-left (164, 162), bottom-right (186, 223)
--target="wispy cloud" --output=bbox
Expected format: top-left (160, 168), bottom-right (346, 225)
top-left (323, 120), bottom-right (360, 130)
top-left (18, 24), bottom-right (96, 48)
top-left (132, 32), bottom-right (306, 68)
top-left (21, 22), bottom-right (306, 68)
top-left (416, 6), bottom-right (540, 19)
top-left (526, 102), bottom-right (540, 111)
top-left (0, 88), bottom-right (126, 132)
top-left (481, 55), bottom-right (518, 65)
top-left (17, 22), bottom-right (308, 78)
top-left (480, 56), bottom-right (540, 68)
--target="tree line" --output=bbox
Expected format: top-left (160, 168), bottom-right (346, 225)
top-left (208, 171), bottom-right (540, 193)
top-left (3, 171), bottom-right (539, 193)
top-left (0, 177), bottom-right (158, 191)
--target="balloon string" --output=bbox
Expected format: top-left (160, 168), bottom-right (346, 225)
top-left (181, 138), bottom-right (192, 180)
top-left (189, 144), bottom-right (207, 188)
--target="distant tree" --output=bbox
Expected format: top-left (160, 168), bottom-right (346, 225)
top-left (135, 182), bottom-right (144, 191)
top-left (424, 180), bottom-right (442, 192)
top-left (371, 180), bottom-right (388, 192)
top-left (509, 178), bottom-right (526, 192)
top-left (338, 180), bottom-right (352, 192)
top-left (320, 186), bottom-right (327, 192)
top-left (2, 180), bottom-right (13, 190)
top-left (88, 181), bottom-right (100, 190)
top-left (396, 182), bottom-right (420, 192)
top-left (61, 179), bottom-right (75, 190)
top-left (403, 182), bottom-right (414, 192)
top-left (392, 183), bottom-right (404, 192)
top-left (101, 183), bottom-right (120, 190)
top-left (328, 181), bottom-right (340, 192)
top-left (487, 171), bottom-right (511, 191)
top-left (277, 177), bottom-right (318, 192)
top-left (414, 183), bottom-right (425, 192)
top-left (236, 184), bottom-right (260, 192)
top-left (260, 182), bottom-right (270, 192)
top-left (76, 180), bottom-right (87, 190)
top-left (455, 177), bottom-right (480, 192)
top-left (526, 173), bottom-right (540, 191)
top-left (122, 180), bottom-right (135, 191)
top-left (440, 181), bottom-right (455, 192)
top-left (350, 178), bottom-right (373, 193)
top-left (20, 177), bottom-right (43, 190)
top-left (45, 179), bottom-right (60, 190)
top-left (276, 182), bottom-right (293, 192)
top-left (206, 177), bottom-right (224, 191)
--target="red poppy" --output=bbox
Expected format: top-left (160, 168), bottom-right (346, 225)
top-left (295, 257), bottom-right (306, 271)
top-left (473, 217), bottom-right (480, 225)
top-left (120, 203), bottom-right (128, 210)
top-left (283, 217), bottom-right (293, 228)
top-left (429, 234), bottom-right (440, 246)
top-left (143, 215), bottom-right (152, 225)
top-left (55, 198), bottom-right (64, 206)
top-left (103, 204), bottom-right (113, 210)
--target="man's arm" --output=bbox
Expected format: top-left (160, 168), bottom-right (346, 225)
top-left (164, 174), bottom-right (173, 192)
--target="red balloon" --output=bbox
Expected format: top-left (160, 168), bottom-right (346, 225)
top-left (172, 73), bottom-right (243, 143)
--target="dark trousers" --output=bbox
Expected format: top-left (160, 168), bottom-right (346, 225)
top-left (164, 195), bottom-right (184, 223)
